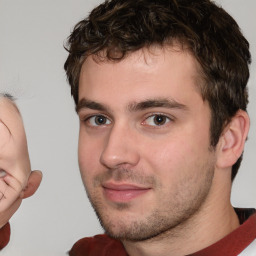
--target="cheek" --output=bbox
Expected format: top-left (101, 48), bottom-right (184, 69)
top-left (143, 133), bottom-right (192, 162)
top-left (78, 131), bottom-right (103, 182)
top-left (0, 121), bottom-right (31, 184)
top-left (142, 132), bottom-right (211, 179)
top-left (15, 125), bottom-right (30, 155)
top-left (0, 122), bottom-right (10, 149)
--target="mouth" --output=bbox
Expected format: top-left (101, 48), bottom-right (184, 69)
top-left (102, 182), bottom-right (151, 202)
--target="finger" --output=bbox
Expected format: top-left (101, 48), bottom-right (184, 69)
top-left (21, 170), bottom-right (42, 199)
top-left (0, 176), bottom-right (23, 211)
top-left (3, 175), bottom-right (23, 193)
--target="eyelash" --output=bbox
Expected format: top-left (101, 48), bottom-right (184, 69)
top-left (83, 114), bottom-right (111, 127)
top-left (142, 113), bottom-right (174, 127)
top-left (82, 113), bottom-right (174, 128)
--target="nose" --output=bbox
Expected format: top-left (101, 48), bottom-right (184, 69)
top-left (100, 123), bottom-right (140, 169)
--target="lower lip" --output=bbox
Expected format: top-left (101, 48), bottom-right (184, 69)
top-left (103, 188), bottom-right (150, 202)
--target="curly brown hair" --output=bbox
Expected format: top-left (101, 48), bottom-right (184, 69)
top-left (64, 0), bottom-right (251, 181)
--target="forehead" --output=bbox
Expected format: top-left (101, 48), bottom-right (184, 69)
top-left (79, 45), bottom-right (204, 103)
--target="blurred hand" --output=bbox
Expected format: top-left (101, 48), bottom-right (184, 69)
top-left (0, 96), bottom-right (42, 228)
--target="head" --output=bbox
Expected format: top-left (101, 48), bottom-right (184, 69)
top-left (0, 93), bottom-right (31, 184)
top-left (0, 94), bottom-right (42, 225)
top-left (64, 0), bottom-right (251, 242)
top-left (64, 0), bottom-right (251, 181)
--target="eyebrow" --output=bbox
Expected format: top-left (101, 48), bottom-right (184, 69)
top-left (76, 99), bottom-right (107, 113)
top-left (0, 93), bottom-right (15, 101)
top-left (76, 98), bottom-right (188, 113)
top-left (127, 98), bottom-right (188, 112)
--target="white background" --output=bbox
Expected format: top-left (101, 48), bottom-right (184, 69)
top-left (0, 0), bottom-right (255, 255)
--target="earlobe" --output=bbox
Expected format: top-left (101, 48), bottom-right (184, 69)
top-left (216, 110), bottom-right (250, 169)
top-left (21, 170), bottom-right (42, 199)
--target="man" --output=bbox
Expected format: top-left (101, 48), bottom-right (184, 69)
top-left (0, 94), bottom-right (42, 249)
top-left (64, 0), bottom-right (256, 255)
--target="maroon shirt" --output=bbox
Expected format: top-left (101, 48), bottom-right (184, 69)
top-left (69, 208), bottom-right (256, 256)
top-left (0, 208), bottom-right (255, 255)
top-left (0, 222), bottom-right (10, 250)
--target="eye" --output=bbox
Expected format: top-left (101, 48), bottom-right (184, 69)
top-left (143, 114), bottom-right (171, 127)
top-left (86, 115), bottom-right (111, 126)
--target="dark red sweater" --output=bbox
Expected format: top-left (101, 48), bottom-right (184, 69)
top-left (0, 222), bottom-right (10, 250)
top-left (1, 209), bottom-right (255, 255)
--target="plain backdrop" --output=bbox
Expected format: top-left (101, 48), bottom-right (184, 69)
top-left (0, 0), bottom-right (255, 255)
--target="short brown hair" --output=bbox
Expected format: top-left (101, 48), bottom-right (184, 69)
top-left (64, 0), bottom-right (251, 180)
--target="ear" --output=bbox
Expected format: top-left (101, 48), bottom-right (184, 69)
top-left (216, 110), bottom-right (250, 169)
top-left (21, 170), bottom-right (42, 199)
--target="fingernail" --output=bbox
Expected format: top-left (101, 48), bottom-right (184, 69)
top-left (0, 169), bottom-right (6, 178)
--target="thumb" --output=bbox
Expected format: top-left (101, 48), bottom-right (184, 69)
top-left (21, 170), bottom-right (42, 199)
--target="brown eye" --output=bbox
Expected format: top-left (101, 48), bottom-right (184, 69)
top-left (87, 115), bottom-right (111, 126)
top-left (153, 115), bottom-right (167, 125)
top-left (95, 115), bottom-right (107, 125)
top-left (144, 114), bottom-right (171, 126)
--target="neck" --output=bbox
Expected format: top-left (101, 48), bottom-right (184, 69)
top-left (122, 170), bottom-right (239, 256)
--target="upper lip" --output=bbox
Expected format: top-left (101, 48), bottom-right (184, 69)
top-left (102, 182), bottom-right (150, 191)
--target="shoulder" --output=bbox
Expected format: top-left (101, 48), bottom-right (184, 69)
top-left (69, 234), bottom-right (128, 256)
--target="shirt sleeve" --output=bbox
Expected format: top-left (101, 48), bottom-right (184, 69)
top-left (0, 222), bottom-right (10, 250)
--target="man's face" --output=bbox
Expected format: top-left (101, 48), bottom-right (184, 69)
top-left (77, 46), bottom-right (217, 241)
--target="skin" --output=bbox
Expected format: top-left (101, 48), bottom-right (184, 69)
top-left (77, 46), bottom-right (249, 255)
top-left (0, 96), bottom-right (42, 228)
